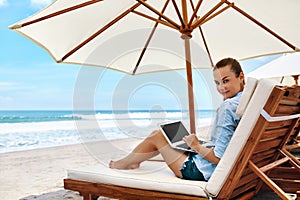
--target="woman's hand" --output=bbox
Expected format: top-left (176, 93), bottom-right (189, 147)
top-left (183, 134), bottom-right (220, 164)
top-left (183, 134), bottom-right (200, 151)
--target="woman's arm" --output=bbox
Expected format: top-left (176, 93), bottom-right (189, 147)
top-left (183, 134), bottom-right (220, 164)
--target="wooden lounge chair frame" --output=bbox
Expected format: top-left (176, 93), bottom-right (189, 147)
top-left (284, 114), bottom-right (300, 166)
top-left (64, 84), bottom-right (300, 200)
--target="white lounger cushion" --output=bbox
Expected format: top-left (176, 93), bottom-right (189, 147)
top-left (206, 78), bottom-right (275, 196)
top-left (236, 77), bottom-right (258, 116)
top-left (66, 79), bottom-right (276, 198)
top-left (67, 160), bottom-right (209, 197)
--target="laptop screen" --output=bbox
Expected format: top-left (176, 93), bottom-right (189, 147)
top-left (160, 121), bottom-right (189, 143)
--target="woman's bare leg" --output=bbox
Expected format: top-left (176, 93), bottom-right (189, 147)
top-left (109, 130), bottom-right (188, 177)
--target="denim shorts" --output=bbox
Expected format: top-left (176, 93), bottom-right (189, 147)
top-left (180, 153), bottom-right (205, 181)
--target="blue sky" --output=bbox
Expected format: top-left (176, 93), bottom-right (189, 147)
top-left (0, 0), bottom-right (279, 111)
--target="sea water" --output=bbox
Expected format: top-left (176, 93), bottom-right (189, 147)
top-left (0, 110), bottom-right (215, 153)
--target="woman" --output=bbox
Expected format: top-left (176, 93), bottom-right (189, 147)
top-left (110, 58), bottom-right (245, 181)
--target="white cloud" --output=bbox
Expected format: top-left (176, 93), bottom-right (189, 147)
top-left (30, 0), bottom-right (53, 8)
top-left (0, 0), bottom-right (8, 7)
top-left (0, 82), bottom-right (18, 87)
top-left (0, 82), bottom-right (35, 91)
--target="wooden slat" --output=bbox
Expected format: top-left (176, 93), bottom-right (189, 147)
top-left (255, 158), bottom-right (281, 169)
top-left (261, 127), bottom-right (290, 140)
top-left (267, 119), bottom-right (294, 129)
top-left (252, 155), bottom-right (284, 172)
top-left (268, 167), bottom-right (300, 180)
top-left (254, 138), bottom-right (283, 153)
top-left (275, 104), bottom-right (300, 115)
top-left (237, 173), bottom-right (259, 188)
top-left (260, 157), bottom-right (290, 173)
top-left (231, 180), bottom-right (258, 199)
top-left (280, 99), bottom-right (299, 106)
top-left (251, 149), bottom-right (276, 163)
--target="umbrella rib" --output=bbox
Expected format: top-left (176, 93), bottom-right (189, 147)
top-left (61, 3), bottom-right (141, 62)
top-left (188, 0), bottom-right (203, 27)
top-left (189, 0), bottom-right (214, 67)
top-left (132, 10), bottom-right (177, 30)
top-left (171, 0), bottom-right (185, 27)
top-left (191, 0), bottom-right (227, 29)
top-left (199, 3), bottom-right (233, 25)
top-left (225, 1), bottom-right (297, 50)
top-left (136, 0), bottom-right (180, 30)
top-left (10, 0), bottom-right (103, 28)
top-left (132, 0), bottom-right (171, 75)
top-left (198, 26), bottom-right (214, 67)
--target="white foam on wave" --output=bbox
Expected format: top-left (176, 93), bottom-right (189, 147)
top-left (0, 116), bottom-right (213, 154)
top-left (0, 121), bottom-right (77, 134)
top-left (92, 111), bottom-right (186, 120)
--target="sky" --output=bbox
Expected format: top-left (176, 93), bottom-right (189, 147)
top-left (0, 0), bottom-right (280, 111)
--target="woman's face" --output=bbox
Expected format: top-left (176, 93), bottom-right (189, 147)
top-left (213, 65), bottom-right (244, 99)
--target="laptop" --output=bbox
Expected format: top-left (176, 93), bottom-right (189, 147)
top-left (159, 121), bottom-right (195, 152)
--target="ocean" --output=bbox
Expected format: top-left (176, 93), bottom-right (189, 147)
top-left (0, 110), bottom-right (215, 153)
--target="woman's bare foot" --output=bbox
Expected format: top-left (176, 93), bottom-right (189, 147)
top-left (109, 159), bottom-right (140, 170)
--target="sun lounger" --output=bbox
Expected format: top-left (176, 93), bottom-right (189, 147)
top-left (64, 78), bottom-right (300, 200)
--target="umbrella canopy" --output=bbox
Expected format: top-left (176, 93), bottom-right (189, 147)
top-left (247, 53), bottom-right (300, 84)
top-left (10, 0), bottom-right (300, 132)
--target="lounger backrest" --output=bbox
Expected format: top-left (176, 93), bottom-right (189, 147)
top-left (206, 78), bottom-right (276, 196)
top-left (236, 77), bottom-right (258, 116)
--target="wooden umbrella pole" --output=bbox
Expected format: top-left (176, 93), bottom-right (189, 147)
top-left (292, 75), bottom-right (299, 85)
top-left (183, 37), bottom-right (196, 134)
top-left (181, 0), bottom-right (196, 133)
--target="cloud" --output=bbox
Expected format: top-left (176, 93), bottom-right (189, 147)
top-left (0, 82), bottom-right (18, 87)
top-left (0, 82), bottom-right (35, 91)
top-left (0, 0), bottom-right (8, 7)
top-left (30, 0), bottom-right (53, 8)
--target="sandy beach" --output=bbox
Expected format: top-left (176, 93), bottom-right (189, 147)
top-left (0, 136), bottom-right (283, 200)
top-left (0, 138), bottom-right (142, 200)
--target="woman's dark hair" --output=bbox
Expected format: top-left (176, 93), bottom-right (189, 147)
top-left (213, 58), bottom-right (243, 78)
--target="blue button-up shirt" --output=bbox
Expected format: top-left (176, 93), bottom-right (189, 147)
top-left (193, 92), bottom-right (242, 180)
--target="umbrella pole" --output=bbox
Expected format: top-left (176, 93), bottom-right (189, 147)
top-left (292, 75), bottom-right (299, 85)
top-left (183, 37), bottom-right (196, 134)
top-left (181, 0), bottom-right (196, 134)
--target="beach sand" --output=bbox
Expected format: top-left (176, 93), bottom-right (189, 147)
top-left (0, 138), bottom-right (142, 200)
top-left (0, 136), bottom-right (283, 200)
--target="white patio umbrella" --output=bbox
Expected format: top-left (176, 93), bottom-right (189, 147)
top-left (9, 0), bottom-right (300, 133)
top-left (247, 53), bottom-right (300, 85)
